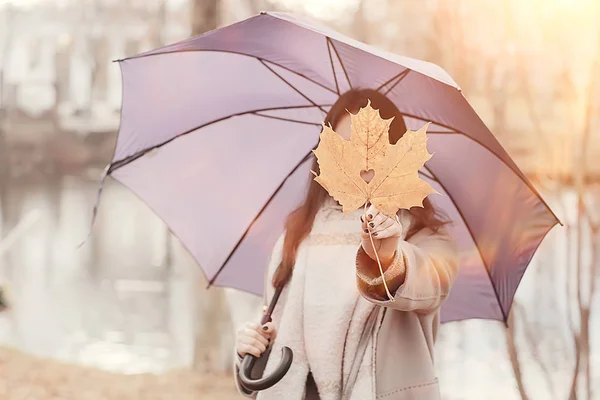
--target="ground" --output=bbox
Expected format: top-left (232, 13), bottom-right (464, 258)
top-left (0, 346), bottom-right (240, 400)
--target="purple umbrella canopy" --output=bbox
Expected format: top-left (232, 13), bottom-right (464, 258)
top-left (94, 12), bottom-right (560, 324)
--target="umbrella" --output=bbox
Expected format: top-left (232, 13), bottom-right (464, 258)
top-left (88, 10), bottom-right (560, 389)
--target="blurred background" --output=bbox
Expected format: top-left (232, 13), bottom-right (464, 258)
top-left (0, 0), bottom-right (598, 399)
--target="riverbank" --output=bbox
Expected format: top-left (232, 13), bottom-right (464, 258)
top-left (0, 346), bottom-right (238, 400)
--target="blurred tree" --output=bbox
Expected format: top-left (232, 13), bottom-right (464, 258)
top-left (149, 0), bottom-right (168, 48)
top-left (0, 5), bottom-right (14, 237)
top-left (351, 0), bottom-right (368, 43)
top-left (246, 0), bottom-right (269, 14)
top-left (567, 29), bottom-right (600, 400)
top-left (430, 0), bottom-right (472, 94)
top-left (189, 0), bottom-right (234, 373)
top-left (505, 303), bottom-right (530, 400)
top-left (191, 0), bottom-right (219, 36)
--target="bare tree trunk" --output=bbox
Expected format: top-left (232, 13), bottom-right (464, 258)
top-left (150, 0), bottom-right (167, 48)
top-left (520, 292), bottom-right (556, 397)
top-left (246, 0), bottom-right (268, 14)
top-left (505, 305), bottom-right (530, 400)
top-left (568, 201), bottom-right (586, 400)
top-left (430, 0), bottom-right (470, 92)
top-left (191, 0), bottom-right (219, 37)
top-left (0, 124), bottom-right (8, 233)
top-left (568, 23), bottom-right (600, 399)
top-left (189, 2), bottom-right (224, 371)
top-left (352, 0), bottom-right (369, 43)
top-left (589, 219), bottom-right (599, 400)
top-left (0, 6), bottom-right (15, 238)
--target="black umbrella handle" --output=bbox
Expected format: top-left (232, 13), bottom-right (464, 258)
top-left (238, 285), bottom-right (294, 392)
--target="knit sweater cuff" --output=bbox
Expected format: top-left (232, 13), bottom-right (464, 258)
top-left (355, 246), bottom-right (407, 301)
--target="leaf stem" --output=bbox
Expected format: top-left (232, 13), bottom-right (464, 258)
top-left (364, 204), bottom-right (395, 302)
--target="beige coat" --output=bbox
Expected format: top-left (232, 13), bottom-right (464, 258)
top-left (234, 200), bottom-right (459, 400)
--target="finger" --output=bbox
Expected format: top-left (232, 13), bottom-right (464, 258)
top-left (244, 327), bottom-right (270, 347)
top-left (239, 322), bottom-right (262, 338)
top-left (371, 225), bottom-right (398, 239)
top-left (243, 321), bottom-right (262, 331)
top-left (361, 218), bottom-right (369, 233)
top-left (368, 213), bottom-right (389, 230)
top-left (361, 229), bottom-right (383, 247)
top-left (371, 218), bottom-right (394, 234)
top-left (365, 204), bottom-right (380, 221)
top-left (261, 322), bottom-right (277, 340)
top-left (238, 343), bottom-right (264, 358)
top-left (240, 335), bottom-right (267, 353)
top-left (239, 322), bottom-right (270, 343)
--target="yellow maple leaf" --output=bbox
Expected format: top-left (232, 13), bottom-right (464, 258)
top-left (313, 101), bottom-right (436, 218)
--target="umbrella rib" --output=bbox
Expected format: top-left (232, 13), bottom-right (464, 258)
top-left (118, 49), bottom-right (339, 96)
top-left (207, 150), bottom-right (314, 288)
top-left (422, 165), bottom-right (509, 324)
top-left (78, 104), bottom-right (330, 247)
top-left (400, 112), bottom-right (562, 226)
top-left (326, 38), bottom-right (341, 95)
top-left (108, 104), bottom-right (330, 173)
top-left (253, 112), bottom-right (322, 126)
top-left (376, 69), bottom-right (409, 92)
top-left (378, 69), bottom-right (410, 96)
top-left (327, 38), bottom-right (353, 90)
top-left (418, 169), bottom-right (435, 181)
top-left (258, 59), bottom-right (328, 115)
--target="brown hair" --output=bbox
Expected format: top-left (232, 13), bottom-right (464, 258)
top-left (272, 89), bottom-right (449, 289)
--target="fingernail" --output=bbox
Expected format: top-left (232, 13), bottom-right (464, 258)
top-left (262, 325), bottom-right (268, 331)
top-left (373, 232), bottom-right (378, 236)
top-left (364, 229), bottom-right (368, 233)
top-left (369, 222), bottom-right (374, 228)
top-left (368, 214), bottom-right (373, 219)
top-left (360, 216), bottom-right (364, 222)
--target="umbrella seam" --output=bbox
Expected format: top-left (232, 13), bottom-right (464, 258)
top-left (422, 165), bottom-right (508, 324)
top-left (117, 49), bottom-right (339, 96)
top-left (401, 112), bottom-right (562, 226)
top-left (258, 59), bottom-right (328, 115)
top-left (326, 38), bottom-right (341, 96)
top-left (327, 38), bottom-right (353, 90)
top-left (379, 69), bottom-right (411, 96)
top-left (418, 170), bottom-right (435, 181)
top-left (265, 12), bottom-right (460, 90)
top-left (501, 219), bottom-right (560, 329)
top-left (376, 69), bottom-right (409, 92)
top-left (207, 150), bottom-right (315, 287)
top-left (252, 112), bottom-right (323, 126)
top-left (81, 104), bottom-right (329, 244)
top-left (108, 104), bottom-right (331, 173)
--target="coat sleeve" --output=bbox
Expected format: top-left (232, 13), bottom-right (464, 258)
top-left (233, 234), bottom-right (285, 397)
top-left (355, 226), bottom-right (459, 313)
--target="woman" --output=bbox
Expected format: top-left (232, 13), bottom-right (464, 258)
top-left (234, 89), bottom-right (459, 400)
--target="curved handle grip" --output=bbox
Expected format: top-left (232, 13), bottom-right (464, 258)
top-left (239, 346), bottom-right (293, 391)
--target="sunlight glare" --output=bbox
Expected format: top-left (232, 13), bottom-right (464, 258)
top-left (275, 0), bottom-right (361, 21)
top-left (552, 0), bottom-right (593, 9)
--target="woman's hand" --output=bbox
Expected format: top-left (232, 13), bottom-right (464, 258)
top-left (236, 321), bottom-right (277, 358)
top-left (360, 204), bottom-right (403, 265)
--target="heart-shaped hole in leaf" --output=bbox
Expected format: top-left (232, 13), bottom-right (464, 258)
top-left (360, 169), bottom-right (375, 183)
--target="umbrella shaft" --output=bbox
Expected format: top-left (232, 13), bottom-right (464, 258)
top-left (261, 285), bottom-right (284, 325)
